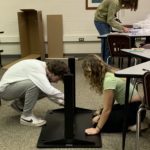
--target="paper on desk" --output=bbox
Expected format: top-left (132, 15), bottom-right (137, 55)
top-left (130, 48), bottom-right (145, 52)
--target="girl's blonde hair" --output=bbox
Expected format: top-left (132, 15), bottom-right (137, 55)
top-left (82, 54), bottom-right (116, 94)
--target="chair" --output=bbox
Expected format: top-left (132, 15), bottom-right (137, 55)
top-left (136, 71), bottom-right (150, 150)
top-left (139, 37), bottom-right (150, 47)
top-left (142, 43), bottom-right (150, 49)
top-left (107, 34), bottom-right (133, 68)
top-left (138, 43), bottom-right (150, 63)
top-left (133, 43), bottom-right (150, 95)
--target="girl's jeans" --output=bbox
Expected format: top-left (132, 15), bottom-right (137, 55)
top-left (94, 20), bottom-right (111, 63)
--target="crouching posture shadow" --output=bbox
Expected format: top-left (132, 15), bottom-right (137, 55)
top-left (82, 54), bottom-right (147, 135)
top-left (0, 59), bottom-right (68, 127)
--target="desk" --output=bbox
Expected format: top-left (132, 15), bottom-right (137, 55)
top-left (115, 61), bottom-right (150, 150)
top-left (121, 49), bottom-right (150, 61)
top-left (100, 28), bottom-right (150, 38)
top-left (99, 29), bottom-right (150, 61)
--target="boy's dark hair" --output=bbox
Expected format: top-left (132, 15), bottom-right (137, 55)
top-left (47, 60), bottom-right (69, 80)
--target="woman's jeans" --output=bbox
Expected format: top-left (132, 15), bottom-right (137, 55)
top-left (94, 20), bottom-right (111, 63)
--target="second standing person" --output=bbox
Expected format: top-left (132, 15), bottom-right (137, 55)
top-left (94, 0), bottom-right (139, 63)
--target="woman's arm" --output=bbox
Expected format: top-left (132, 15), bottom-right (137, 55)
top-left (107, 1), bottom-right (123, 31)
top-left (85, 90), bottom-right (114, 135)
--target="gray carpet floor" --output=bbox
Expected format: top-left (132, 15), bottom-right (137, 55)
top-left (0, 58), bottom-right (150, 150)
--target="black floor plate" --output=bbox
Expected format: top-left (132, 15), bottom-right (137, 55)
top-left (37, 108), bottom-right (102, 148)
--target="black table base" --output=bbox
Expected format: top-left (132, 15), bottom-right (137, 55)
top-left (37, 107), bottom-right (102, 148)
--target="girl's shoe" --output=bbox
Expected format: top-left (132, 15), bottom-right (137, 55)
top-left (128, 122), bottom-right (149, 132)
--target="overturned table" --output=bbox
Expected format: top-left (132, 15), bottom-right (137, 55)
top-left (37, 57), bottom-right (102, 148)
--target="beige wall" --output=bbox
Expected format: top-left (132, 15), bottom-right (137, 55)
top-left (0, 0), bottom-right (149, 55)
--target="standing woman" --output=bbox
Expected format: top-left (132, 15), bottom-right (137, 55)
top-left (94, 0), bottom-right (138, 63)
top-left (82, 54), bottom-right (147, 134)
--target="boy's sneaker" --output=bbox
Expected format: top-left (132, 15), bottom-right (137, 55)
top-left (20, 114), bottom-right (46, 127)
top-left (128, 122), bottom-right (149, 132)
top-left (10, 101), bottom-right (23, 113)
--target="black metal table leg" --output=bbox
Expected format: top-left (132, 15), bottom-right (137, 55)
top-left (122, 77), bottom-right (130, 150)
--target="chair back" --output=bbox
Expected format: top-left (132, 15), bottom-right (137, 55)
top-left (107, 34), bottom-right (131, 57)
top-left (142, 43), bottom-right (150, 49)
top-left (143, 71), bottom-right (150, 108)
top-left (107, 34), bottom-right (132, 68)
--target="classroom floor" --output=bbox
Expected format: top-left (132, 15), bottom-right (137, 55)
top-left (0, 57), bottom-right (150, 150)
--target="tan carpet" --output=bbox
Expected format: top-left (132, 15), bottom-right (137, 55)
top-left (0, 59), bottom-right (150, 150)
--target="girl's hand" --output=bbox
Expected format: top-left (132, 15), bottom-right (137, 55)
top-left (85, 127), bottom-right (100, 135)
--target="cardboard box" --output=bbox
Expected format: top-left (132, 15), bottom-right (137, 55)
top-left (18, 9), bottom-right (45, 60)
top-left (3, 9), bottom-right (46, 69)
top-left (47, 15), bottom-right (63, 58)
